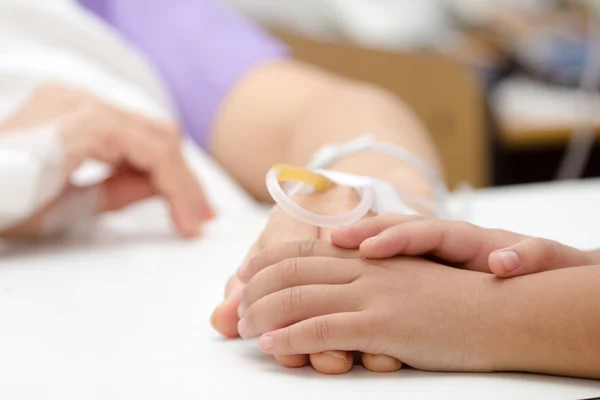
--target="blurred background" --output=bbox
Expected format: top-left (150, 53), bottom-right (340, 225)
top-left (219, 0), bottom-right (600, 190)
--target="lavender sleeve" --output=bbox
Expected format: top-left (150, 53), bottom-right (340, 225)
top-left (77, 0), bottom-right (289, 149)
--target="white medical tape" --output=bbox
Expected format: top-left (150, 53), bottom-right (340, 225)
top-left (266, 167), bottom-right (418, 228)
top-left (41, 184), bottom-right (101, 235)
top-left (0, 126), bottom-right (66, 230)
top-left (308, 135), bottom-right (447, 217)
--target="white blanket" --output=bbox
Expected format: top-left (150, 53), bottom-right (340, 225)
top-left (1, 2), bottom-right (600, 399)
top-left (0, 0), bottom-right (256, 216)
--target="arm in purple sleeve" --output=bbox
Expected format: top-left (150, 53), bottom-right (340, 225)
top-left (77, 0), bottom-right (289, 149)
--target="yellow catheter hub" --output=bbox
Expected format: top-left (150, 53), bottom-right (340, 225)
top-left (272, 163), bottom-right (335, 192)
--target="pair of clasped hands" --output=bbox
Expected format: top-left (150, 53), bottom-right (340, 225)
top-left (212, 186), bottom-right (592, 375)
top-left (3, 84), bottom-right (591, 375)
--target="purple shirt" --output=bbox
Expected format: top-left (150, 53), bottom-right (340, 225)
top-left (77, 0), bottom-right (289, 149)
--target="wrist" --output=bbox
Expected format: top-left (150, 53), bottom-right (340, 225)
top-left (477, 275), bottom-right (549, 373)
top-left (327, 151), bottom-right (438, 217)
top-left (456, 273), bottom-right (507, 372)
top-left (290, 184), bottom-right (361, 222)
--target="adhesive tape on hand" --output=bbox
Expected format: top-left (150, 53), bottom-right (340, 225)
top-left (0, 126), bottom-right (65, 231)
top-left (266, 164), bottom-right (420, 228)
top-left (266, 164), bottom-right (373, 228)
top-left (41, 185), bottom-right (101, 235)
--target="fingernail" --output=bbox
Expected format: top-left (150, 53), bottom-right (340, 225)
top-left (237, 303), bottom-right (246, 319)
top-left (237, 319), bottom-right (249, 338)
top-left (364, 235), bottom-right (380, 243)
top-left (185, 223), bottom-right (200, 237)
top-left (323, 351), bottom-right (349, 363)
top-left (237, 262), bottom-right (249, 280)
top-left (494, 250), bottom-right (520, 272)
top-left (260, 335), bottom-right (274, 351)
top-left (204, 207), bottom-right (216, 220)
top-left (210, 306), bottom-right (220, 328)
top-left (223, 284), bottom-right (244, 308)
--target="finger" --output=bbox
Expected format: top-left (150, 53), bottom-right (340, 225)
top-left (241, 257), bottom-right (360, 315)
top-left (97, 169), bottom-right (155, 212)
top-left (225, 274), bottom-right (241, 298)
top-left (106, 110), bottom-right (210, 236)
top-left (330, 214), bottom-right (400, 373)
top-left (103, 102), bottom-right (216, 224)
top-left (239, 240), bottom-right (359, 283)
top-left (210, 282), bottom-right (244, 338)
top-left (361, 353), bottom-right (403, 373)
top-left (145, 147), bottom-right (210, 237)
top-left (211, 243), bottom-right (259, 338)
top-left (359, 219), bottom-right (516, 272)
top-left (315, 216), bottom-right (369, 375)
top-left (252, 206), bottom-right (317, 367)
top-left (330, 213), bottom-right (421, 249)
top-left (274, 354), bottom-right (310, 369)
top-left (1, 184), bottom-right (100, 237)
top-left (239, 285), bottom-right (354, 339)
top-left (258, 312), bottom-right (372, 356)
top-left (489, 238), bottom-right (591, 278)
top-left (309, 351), bottom-right (353, 375)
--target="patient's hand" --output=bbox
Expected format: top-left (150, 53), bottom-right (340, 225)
top-left (239, 246), bottom-right (495, 374)
top-left (0, 83), bottom-right (213, 237)
top-left (331, 214), bottom-right (593, 277)
top-left (211, 186), bottom-right (402, 374)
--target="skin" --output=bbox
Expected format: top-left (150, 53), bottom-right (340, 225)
top-left (331, 214), bottom-right (598, 277)
top-left (212, 186), bottom-right (401, 374)
top-left (1, 59), bottom-right (443, 373)
top-left (0, 83), bottom-right (213, 237)
top-left (209, 60), bottom-right (443, 374)
top-left (238, 240), bottom-right (600, 379)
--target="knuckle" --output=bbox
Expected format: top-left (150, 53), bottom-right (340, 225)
top-left (283, 326), bottom-right (294, 352)
top-left (528, 237), bottom-right (549, 250)
top-left (525, 238), bottom-right (556, 259)
top-left (281, 286), bottom-right (303, 314)
top-left (280, 258), bottom-right (300, 282)
top-left (362, 314), bottom-right (391, 354)
top-left (297, 240), bottom-right (319, 257)
top-left (247, 248), bottom-right (267, 276)
top-left (365, 262), bottom-right (387, 279)
top-left (307, 317), bottom-right (331, 346)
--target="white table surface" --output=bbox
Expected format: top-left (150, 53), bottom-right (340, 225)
top-left (1, 151), bottom-right (600, 399)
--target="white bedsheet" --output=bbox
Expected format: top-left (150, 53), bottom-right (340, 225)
top-left (1, 142), bottom-right (600, 399)
top-left (1, 2), bottom-right (599, 398)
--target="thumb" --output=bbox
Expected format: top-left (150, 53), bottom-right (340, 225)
top-left (43, 170), bottom-right (154, 234)
top-left (97, 168), bottom-right (155, 212)
top-left (488, 238), bottom-right (590, 278)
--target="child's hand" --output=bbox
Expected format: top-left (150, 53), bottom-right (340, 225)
top-left (237, 243), bottom-right (498, 372)
top-left (330, 214), bottom-right (592, 278)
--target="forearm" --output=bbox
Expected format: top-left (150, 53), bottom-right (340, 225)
top-left (210, 60), bottom-right (442, 211)
top-left (483, 265), bottom-right (600, 378)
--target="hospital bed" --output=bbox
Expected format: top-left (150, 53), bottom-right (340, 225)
top-left (0, 143), bottom-right (599, 399)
